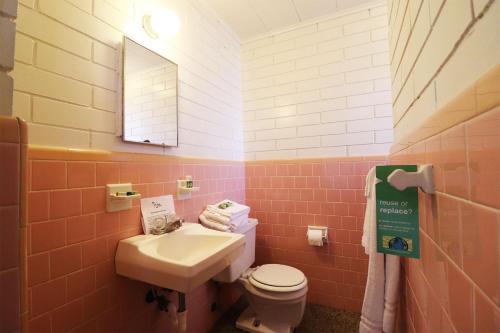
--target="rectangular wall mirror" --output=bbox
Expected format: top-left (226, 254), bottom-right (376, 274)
top-left (122, 37), bottom-right (178, 147)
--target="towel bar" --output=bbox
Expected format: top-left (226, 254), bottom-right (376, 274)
top-left (387, 164), bottom-right (435, 194)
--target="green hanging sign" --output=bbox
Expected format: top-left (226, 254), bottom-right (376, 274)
top-left (376, 165), bottom-right (420, 258)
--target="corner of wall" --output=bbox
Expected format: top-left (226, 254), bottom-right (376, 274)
top-left (0, 0), bottom-right (18, 117)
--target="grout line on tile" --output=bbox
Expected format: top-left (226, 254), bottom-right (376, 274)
top-left (421, 230), bottom-right (498, 307)
top-left (437, 191), bottom-right (498, 214)
top-left (393, 0), bottom-right (495, 128)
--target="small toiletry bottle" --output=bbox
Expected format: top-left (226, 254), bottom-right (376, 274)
top-left (186, 175), bottom-right (193, 188)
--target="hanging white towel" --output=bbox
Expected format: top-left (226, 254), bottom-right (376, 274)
top-left (359, 167), bottom-right (400, 333)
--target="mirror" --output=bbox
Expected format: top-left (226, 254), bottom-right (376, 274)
top-left (122, 37), bottom-right (178, 147)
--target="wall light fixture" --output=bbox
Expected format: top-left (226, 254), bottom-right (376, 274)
top-left (142, 9), bottom-right (180, 39)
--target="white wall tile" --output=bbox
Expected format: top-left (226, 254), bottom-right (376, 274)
top-left (255, 127), bottom-right (296, 140)
top-left (297, 98), bottom-right (346, 115)
top-left (243, 3), bottom-right (393, 159)
top-left (277, 136), bottom-right (320, 150)
top-left (388, 0), bottom-right (499, 143)
top-left (93, 41), bottom-right (117, 69)
top-left (375, 129), bottom-right (394, 143)
top-left (343, 14), bottom-right (387, 35)
top-left (347, 116), bottom-right (393, 132)
top-left (348, 143), bottom-right (392, 155)
top-left (12, 91), bottom-right (31, 120)
top-left (274, 67), bottom-right (319, 85)
top-left (275, 91), bottom-right (320, 107)
top-left (255, 149), bottom-right (297, 160)
top-left (273, 25), bottom-right (317, 42)
top-left (274, 45), bottom-right (316, 64)
top-left (14, 32), bottom-right (34, 65)
top-left (276, 113), bottom-right (320, 128)
top-left (33, 97), bottom-right (115, 133)
top-left (345, 65), bottom-right (390, 83)
top-left (255, 105), bottom-right (296, 119)
top-left (17, 5), bottom-right (92, 58)
top-left (321, 81), bottom-right (373, 99)
top-left (36, 42), bottom-right (116, 90)
top-left (12, 62), bottom-right (92, 106)
top-left (345, 40), bottom-right (389, 59)
top-left (245, 119), bottom-right (275, 131)
top-left (375, 103), bottom-right (392, 117)
top-left (347, 91), bottom-right (392, 107)
top-left (298, 122), bottom-right (345, 137)
top-left (317, 31), bottom-right (371, 53)
top-left (297, 146), bottom-right (347, 158)
top-left (246, 140), bottom-right (276, 152)
top-left (321, 106), bottom-right (374, 123)
top-left (28, 123), bottom-right (90, 148)
top-left (320, 56), bottom-right (372, 76)
top-left (321, 131), bottom-right (374, 147)
top-left (13, 0), bottom-right (244, 160)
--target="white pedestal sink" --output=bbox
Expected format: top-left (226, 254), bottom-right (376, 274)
top-left (115, 223), bottom-right (245, 292)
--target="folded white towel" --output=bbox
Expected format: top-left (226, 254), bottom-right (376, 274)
top-left (199, 213), bottom-right (248, 231)
top-left (207, 200), bottom-right (250, 218)
top-left (202, 210), bottom-right (231, 225)
top-left (199, 215), bottom-right (231, 232)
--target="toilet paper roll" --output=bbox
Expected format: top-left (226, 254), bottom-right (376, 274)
top-left (307, 229), bottom-right (324, 246)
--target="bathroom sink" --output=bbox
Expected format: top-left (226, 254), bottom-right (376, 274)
top-left (115, 223), bottom-right (245, 292)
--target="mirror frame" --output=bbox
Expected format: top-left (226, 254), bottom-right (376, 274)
top-left (121, 36), bottom-right (179, 148)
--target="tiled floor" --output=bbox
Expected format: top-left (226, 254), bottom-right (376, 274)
top-left (210, 298), bottom-right (360, 333)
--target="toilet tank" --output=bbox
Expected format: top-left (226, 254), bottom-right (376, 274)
top-left (212, 218), bottom-right (258, 283)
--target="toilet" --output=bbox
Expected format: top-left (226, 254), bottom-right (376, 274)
top-left (213, 219), bottom-right (308, 333)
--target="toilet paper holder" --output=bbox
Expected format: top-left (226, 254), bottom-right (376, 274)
top-left (307, 226), bottom-right (328, 243)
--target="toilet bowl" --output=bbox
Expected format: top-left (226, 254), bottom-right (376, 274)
top-left (236, 264), bottom-right (308, 333)
top-left (212, 219), bottom-right (308, 333)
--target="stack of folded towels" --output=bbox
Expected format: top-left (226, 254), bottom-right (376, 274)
top-left (199, 199), bottom-right (250, 232)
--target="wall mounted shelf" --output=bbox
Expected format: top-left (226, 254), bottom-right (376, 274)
top-left (107, 183), bottom-right (141, 212)
top-left (177, 178), bottom-right (200, 200)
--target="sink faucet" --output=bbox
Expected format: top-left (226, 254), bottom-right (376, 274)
top-left (150, 215), bottom-right (183, 235)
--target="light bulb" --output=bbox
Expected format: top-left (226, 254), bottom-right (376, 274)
top-left (143, 9), bottom-right (180, 39)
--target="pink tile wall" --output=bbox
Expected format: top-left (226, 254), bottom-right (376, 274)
top-left (26, 149), bottom-right (245, 333)
top-left (0, 117), bottom-right (22, 333)
top-left (392, 106), bottom-right (500, 333)
top-left (245, 156), bottom-right (386, 312)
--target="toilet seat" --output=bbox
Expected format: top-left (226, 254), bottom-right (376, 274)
top-left (249, 264), bottom-right (307, 292)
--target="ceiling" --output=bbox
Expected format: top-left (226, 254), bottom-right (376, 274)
top-left (204, 0), bottom-right (375, 41)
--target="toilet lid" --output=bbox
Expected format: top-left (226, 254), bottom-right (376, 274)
top-left (250, 264), bottom-right (305, 288)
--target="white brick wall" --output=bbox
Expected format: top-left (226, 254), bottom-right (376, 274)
top-left (12, 0), bottom-right (243, 160)
top-left (388, 0), bottom-right (500, 142)
top-left (0, 0), bottom-right (17, 116)
top-left (242, 1), bottom-right (393, 160)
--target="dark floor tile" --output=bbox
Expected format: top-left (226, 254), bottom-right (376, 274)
top-left (210, 298), bottom-right (360, 333)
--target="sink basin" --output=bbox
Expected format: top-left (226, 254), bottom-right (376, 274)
top-left (115, 223), bottom-right (245, 292)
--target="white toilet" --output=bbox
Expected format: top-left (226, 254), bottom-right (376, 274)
top-left (213, 219), bottom-right (308, 333)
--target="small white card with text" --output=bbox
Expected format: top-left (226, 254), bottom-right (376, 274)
top-left (140, 195), bottom-right (175, 234)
